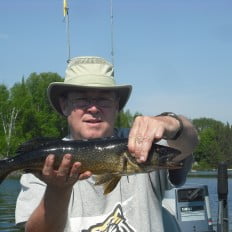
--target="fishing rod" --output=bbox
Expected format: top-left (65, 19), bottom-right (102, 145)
top-left (62, 0), bottom-right (115, 65)
top-left (110, 0), bottom-right (114, 66)
top-left (63, 0), bottom-right (71, 63)
top-left (217, 162), bottom-right (229, 232)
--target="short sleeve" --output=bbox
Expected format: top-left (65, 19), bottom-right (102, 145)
top-left (15, 173), bottom-right (46, 225)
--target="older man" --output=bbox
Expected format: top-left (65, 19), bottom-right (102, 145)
top-left (15, 56), bottom-right (198, 232)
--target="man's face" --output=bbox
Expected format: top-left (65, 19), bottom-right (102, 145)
top-left (60, 90), bottom-right (119, 140)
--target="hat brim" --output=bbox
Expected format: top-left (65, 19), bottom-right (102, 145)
top-left (47, 82), bottom-right (132, 116)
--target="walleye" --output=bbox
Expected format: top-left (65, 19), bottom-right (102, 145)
top-left (0, 137), bottom-right (182, 194)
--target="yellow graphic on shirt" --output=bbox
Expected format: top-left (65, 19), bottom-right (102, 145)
top-left (83, 204), bottom-right (135, 232)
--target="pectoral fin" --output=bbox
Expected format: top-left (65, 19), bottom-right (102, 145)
top-left (103, 176), bottom-right (121, 195)
top-left (94, 174), bottom-right (121, 195)
top-left (94, 174), bottom-right (115, 185)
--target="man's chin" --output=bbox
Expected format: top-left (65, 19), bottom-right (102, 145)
top-left (82, 129), bottom-right (115, 140)
top-left (82, 131), bottom-right (107, 140)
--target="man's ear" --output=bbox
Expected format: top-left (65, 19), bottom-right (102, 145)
top-left (59, 97), bottom-right (69, 116)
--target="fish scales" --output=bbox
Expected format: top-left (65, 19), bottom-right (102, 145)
top-left (0, 137), bottom-right (182, 194)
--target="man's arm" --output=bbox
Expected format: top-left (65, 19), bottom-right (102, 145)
top-left (128, 114), bottom-right (198, 163)
top-left (25, 154), bottom-right (91, 232)
top-left (164, 115), bottom-right (199, 161)
top-left (25, 185), bottom-right (72, 232)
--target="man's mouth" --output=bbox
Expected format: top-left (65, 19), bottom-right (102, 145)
top-left (85, 119), bottom-right (102, 123)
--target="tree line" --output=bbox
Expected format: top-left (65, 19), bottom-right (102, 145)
top-left (0, 72), bottom-right (231, 169)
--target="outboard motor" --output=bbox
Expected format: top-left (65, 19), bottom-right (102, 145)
top-left (163, 184), bottom-right (215, 232)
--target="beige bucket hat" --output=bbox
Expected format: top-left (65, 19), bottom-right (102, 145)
top-left (47, 56), bottom-right (132, 115)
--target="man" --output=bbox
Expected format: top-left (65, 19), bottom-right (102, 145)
top-left (15, 56), bottom-right (198, 232)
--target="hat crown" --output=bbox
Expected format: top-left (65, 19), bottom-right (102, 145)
top-left (65, 56), bottom-right (116, 86)
top-left (47, 56), bottom-right (132, 115)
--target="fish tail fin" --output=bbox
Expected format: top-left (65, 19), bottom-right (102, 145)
top-left (0, 159), bottom-right (11, 185)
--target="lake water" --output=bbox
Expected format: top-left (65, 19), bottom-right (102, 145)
top-left (0, 178), bottom-right (22, 232)
top-left (0, 176), bottom-right (231, 232)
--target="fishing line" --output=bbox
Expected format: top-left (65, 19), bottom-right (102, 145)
top-left (119, 178), bottom-right (123, 203)
top-left (63, 0), bottom-right (71, 63)
top-left (63, 0), bottom-right (114, 65)
top-left (110, 0), bottom-right (114, 66)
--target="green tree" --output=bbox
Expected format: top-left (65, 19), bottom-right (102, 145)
top-left (0, 73), bottom-right (68, 157)
top-left (0, 84), bottom-right (11, 157)
top-left (24, 72), bottom-right (67, 137)
top-left (1, 73), bottom-right (232, 168)
top-left (193, 118), bottom-right (232, 169)
top-left (115, 110), bottom-right (142, 128)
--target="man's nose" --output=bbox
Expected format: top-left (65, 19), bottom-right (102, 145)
top-left (86, 104), bottom-right (100, 113)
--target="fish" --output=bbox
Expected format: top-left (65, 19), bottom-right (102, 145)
top-left (0, 137), bottom-right (182, 194)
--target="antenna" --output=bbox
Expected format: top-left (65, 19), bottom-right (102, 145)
top-left (110, 0), bottom-right (114, 66)
top-left (63, 1), bottom-right (114, 64)
top-left (64, 0), bottom-right (71, 63)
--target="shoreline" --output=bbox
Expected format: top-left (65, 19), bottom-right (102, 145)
top-left (6, 170), bottom-right (232, 180)
top-left (188, 170), bottom-right (232, 178)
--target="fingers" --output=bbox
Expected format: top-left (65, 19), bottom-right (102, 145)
top-left (128, 116), bottom-right (164, 163)
top-left (128, 116), bottom-right (151, 163)
top-left (68, 162), bottom-right (91, 181)
top-left (43, 154), bottom-right (55, 177)
top-left (69, 162), bottom-right (81, 178)
top-left (79, 171), bottom-right (92, 180)
top-left (57, 154), bottom-right (73, 178)
top-left (41, 154), bottom-right (91, 188)
top-left (129, 134), bottom-right (153, 163)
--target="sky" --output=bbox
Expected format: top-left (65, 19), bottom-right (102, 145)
top-left (0, 0), bottom-right (232, 124)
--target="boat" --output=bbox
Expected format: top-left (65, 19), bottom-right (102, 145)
top-left (163, 184), bottom-right (215, 232)
top-left (162, 162), bottom-right (229, 232)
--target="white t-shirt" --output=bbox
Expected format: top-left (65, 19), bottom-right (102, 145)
top-left (15, 128), bottom-right (192, 232)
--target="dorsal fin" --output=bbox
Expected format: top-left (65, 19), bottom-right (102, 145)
top-left (16, 137), bottom-right (61, 154)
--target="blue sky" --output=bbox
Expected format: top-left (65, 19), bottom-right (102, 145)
top-left (0, 0), bottom-right (232, 124)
